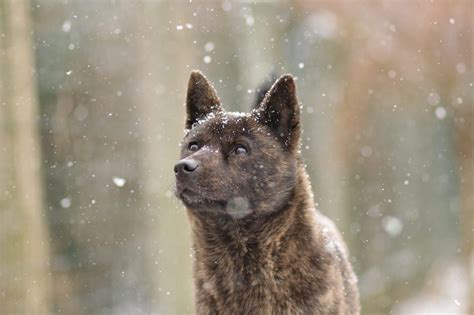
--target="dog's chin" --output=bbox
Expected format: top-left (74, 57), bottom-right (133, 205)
top-left (178, 189), bottom-right (226, 212)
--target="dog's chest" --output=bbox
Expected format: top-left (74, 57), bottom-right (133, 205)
top-left (198, 247), bottom-right (313, 312)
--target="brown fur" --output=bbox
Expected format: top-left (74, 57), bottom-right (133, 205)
top-left (175, 71), bottom-right (360, 314)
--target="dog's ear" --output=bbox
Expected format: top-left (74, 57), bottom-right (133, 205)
top-left (186, 70), bottom-right (221, 129)
top-left (253, 74), bottom-right (300, 151)
top-left (253, 71), bottom-right (278, 110)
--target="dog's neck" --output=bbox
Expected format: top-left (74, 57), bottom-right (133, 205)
top-left (187, 168), bottom-right (315, 258)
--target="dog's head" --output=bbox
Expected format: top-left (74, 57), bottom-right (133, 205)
top-left (174, 71), bottom-right (301, 219)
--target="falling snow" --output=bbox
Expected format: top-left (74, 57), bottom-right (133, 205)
top-left (435, 106), bottom-right (447, 120)
top-left (382, 216), bottom-right (403, 237)
top-left (60, 197), bottom-right (72, 208)
top-left (204, 42), bottom-right (215, 52)
top-left (245, 15), bottom-right (255, 26)
top-left (62, 20), bottom-right (72, 32)
top-left (112, 177), bottom-right (126, 187)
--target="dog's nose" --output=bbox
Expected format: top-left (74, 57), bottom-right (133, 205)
top-left (174, 159), bottom-right (199, 175)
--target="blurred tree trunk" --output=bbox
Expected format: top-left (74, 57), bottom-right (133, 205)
top-left (0, 0), bottom-right (51, 313)
top-left (456, 119), bottom-right (474, 314)
top-left (452, 61), bottom-right (473, 315)
top-left (134, 2), bottom-right (194, 313)
top-left (449, 10), bottom-right (473, 314)
top-left (32, 1), bottom-right (158, 312)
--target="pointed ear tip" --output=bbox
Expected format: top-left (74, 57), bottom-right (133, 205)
top-left (190, 69), bottom-right (203, 75)
top-left (279, 74), bottom-right (295, 82)
top-left (274, 74), bottom-right (296, 91)
top-left (189, 70), bottom-right (206, 82)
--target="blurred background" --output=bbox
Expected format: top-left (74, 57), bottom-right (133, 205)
top-left (0, 0), bottom-right (472, 314)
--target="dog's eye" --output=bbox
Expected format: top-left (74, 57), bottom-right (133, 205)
top-left (234, 144), bottom-right (248, 155)
top-left (188, 142), bottom-right (200, 151)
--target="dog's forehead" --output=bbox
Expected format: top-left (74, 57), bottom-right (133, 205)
top-left (187, 111), bottom-right (255, 138)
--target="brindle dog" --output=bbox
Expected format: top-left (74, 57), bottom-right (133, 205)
top-left (174, 71), bottom-right (360, 314)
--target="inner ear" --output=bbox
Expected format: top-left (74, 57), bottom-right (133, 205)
top-left (253, 74), bottom-right (300, 151)
top-left (186, 70), bottom-right (221, 129)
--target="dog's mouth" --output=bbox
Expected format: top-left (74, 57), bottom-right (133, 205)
top-left (178, 188), bottom-right (226, 210)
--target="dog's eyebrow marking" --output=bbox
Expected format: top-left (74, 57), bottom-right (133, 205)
top-left (200, 145), bottom-right (212, 151)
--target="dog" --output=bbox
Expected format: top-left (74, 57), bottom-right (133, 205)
top-left (174, 70), bottom-right (360, 314)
